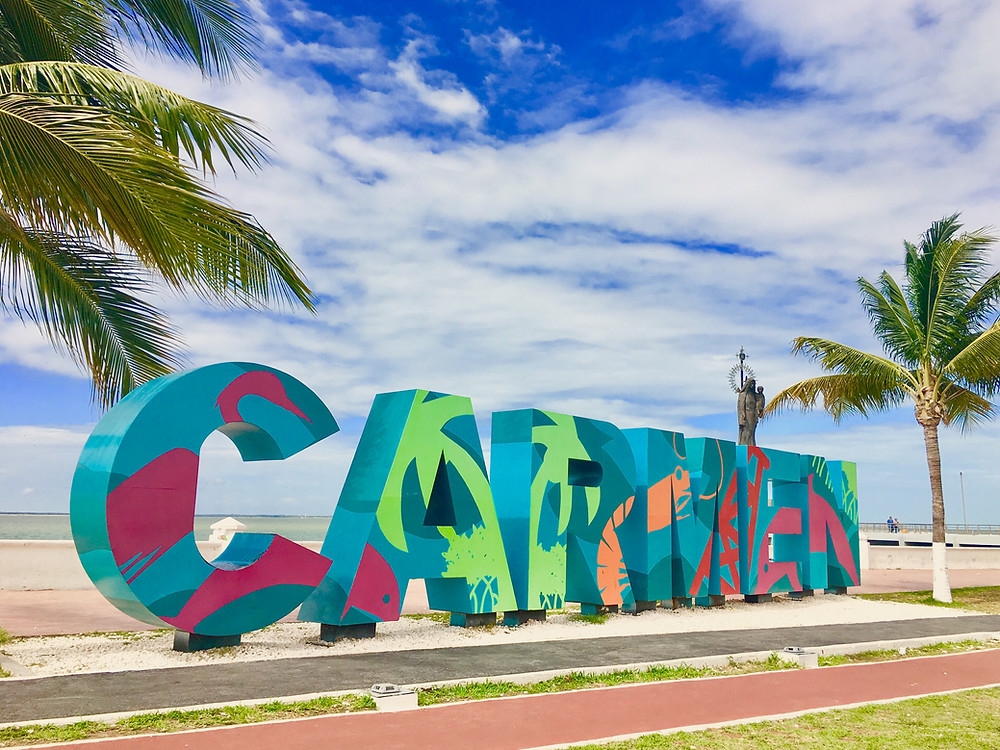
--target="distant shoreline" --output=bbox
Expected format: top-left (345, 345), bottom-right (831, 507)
top-left (0, 512), bottom-right (331, 518)
top-left (0, 514), bottom-right (333, 542)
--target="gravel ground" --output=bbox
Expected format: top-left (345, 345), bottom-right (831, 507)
top-left (0, 595), bottom-right (969, 678)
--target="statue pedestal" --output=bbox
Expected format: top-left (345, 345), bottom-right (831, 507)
top-left (503, 609), bottom-right (546, 627)
top-left (695, 595), bottom-right (726, 608)
top-left (580, 603), bottom-right (618, 616)
top-left (173, 631), bottom-right (241, 652)
top-left (450, 612), bottom-right (497, 628)
top-left (623, 600), bottom-right (658, 615)
top-left (320, 622), bottom-right (377, 642)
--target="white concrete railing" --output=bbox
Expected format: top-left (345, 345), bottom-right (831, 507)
top-left (861, 532), bottom-right (1000, 570)
top-left (860, 522), bottom-right (1000, 535)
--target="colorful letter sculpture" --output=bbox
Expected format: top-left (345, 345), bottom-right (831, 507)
top-left (298, 390), bottom-right (516, 637)
top-left (490, 410), bottom-right (637, 617)
top-left (618, 429), bottom-right (683, 606)
top-left (70, 363), bottom-right (337, 649)
top-left (70, 363), bottom-right (861, 649)
top-left (739, 446), bottom-right (805, 597)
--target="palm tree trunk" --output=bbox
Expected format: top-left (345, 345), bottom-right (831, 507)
top-left (923, 421), bottom-right (952, 603)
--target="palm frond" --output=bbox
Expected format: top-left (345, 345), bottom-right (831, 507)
top-left (181, 207), bottom-right (316, 310)
top-left (0, 0), bottom-right (309, 408)
top-left (0, 0), bottom-right (121, 66)
top-left (0, 60), bottom-right (270, 172)
top-left (105, 0), bottom-right (257, 80)
top-left (790, 337), bottom-right (917, 387)
top-left (938, 379), bottom-right (996, 432)
top-left (930, 229), bottom-right (994, 339)
top-left (904, 217), bottom-right (954, 338)
top-left (0, 93), bottom-right (313, 310)
top-left (943, 323), bottom-right (1000, 389)
top-left (768, 338), bottom-right (914, 421)
top-left (764, 372), bottom-right (909, 422)
top-left (960, 268), bottom-right (1000, 330)
top-left (0, 209), bottom-right (183, 407)
top-left (905, 214), bottom-right (996, 363)
top-left (905, 214), bottom-right (961, 309)
top-left (858, 273), bottom-right (921, 366)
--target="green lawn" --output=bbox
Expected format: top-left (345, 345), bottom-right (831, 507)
top-left (575, 688), bottom-right (1000, 749)
top-left (859, 585), bottom-right (1000, 613)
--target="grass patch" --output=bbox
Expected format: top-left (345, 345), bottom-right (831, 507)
top-left (571, 687), bottom-right (1000, 749)
top-left (859, 585), bottom-right (1000, 613)
top-left (0, 695), bottom-right (375, 748)
top-left (0, 721), bottom-right (111, 747)
top-left (401, 611), bottom-right (451, 624)
top-left (416, 653), bottom-right (795, 707)
top-left (78, 628), bottom-right (170, 640)
top-left (106, 630), bottom-right (166, 642)
top-left (569, 612), bottom-right (610, 624)
top-left (0, 627), bottom-right (12, 675)
top-left (818, 638), bottom-right (1000, 666)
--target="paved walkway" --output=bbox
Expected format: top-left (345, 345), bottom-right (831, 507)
top-left (3, 613), bottom-right (1000, 724)
top-left (27, 649), bottom-right (1000, 750)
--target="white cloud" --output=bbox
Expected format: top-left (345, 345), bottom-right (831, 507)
top-left (283, 40), bottom-right (381, 70)
top-left (707, 0), bottom-right (1000, 124)
top-left (389, 40), bottom-right (486, 127)
top-left (5, 2), bottom-right (1000, 523)
top-left (466, 26), bottom-right (559, 70)
top-left (0, 319), bottom-right (85, 377)
top-left (0, 427), bottom-right (89, 513)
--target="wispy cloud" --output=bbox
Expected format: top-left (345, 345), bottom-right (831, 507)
top-left (390, 39), bottom-right (486, 127)
top-left (4, 1), bottom-right (1000, 525)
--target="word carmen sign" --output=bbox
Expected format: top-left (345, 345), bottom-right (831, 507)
top-left (70, 363), bottom-right (860, 649)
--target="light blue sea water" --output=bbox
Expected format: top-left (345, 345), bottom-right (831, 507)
top-left (0, 514), bottom-right (332, 541)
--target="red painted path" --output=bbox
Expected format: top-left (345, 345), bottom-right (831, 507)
top-left (61, 649), bottom-right (1000, 750)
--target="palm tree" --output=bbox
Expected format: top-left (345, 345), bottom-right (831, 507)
top-left (766, 214), bottom-right (1000, 603)
top-left (0, 0), bottom-right (314, 407)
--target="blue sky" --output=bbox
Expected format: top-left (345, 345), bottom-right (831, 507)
top-left (3, 0), bottom-right (1000, 525)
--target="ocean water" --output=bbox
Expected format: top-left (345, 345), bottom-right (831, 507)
top-left (0, 514), bottom-right (332, 542)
